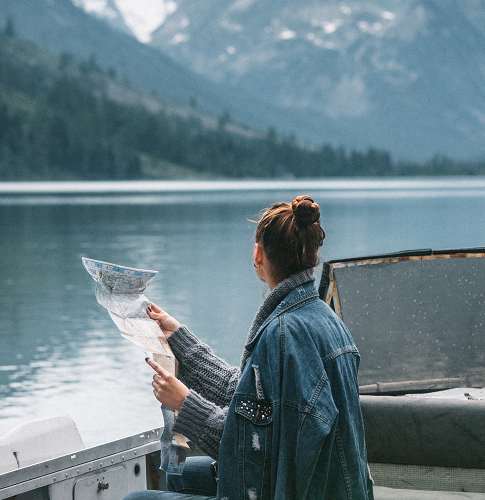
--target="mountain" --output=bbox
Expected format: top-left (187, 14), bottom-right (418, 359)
top-left (1, 25), bottom-right (483, 180)
top-left (0, 0), bottom-right (308, 144)
top-left (148, 0), bottom-right (485, 161)
top-left (2, 0), bottom-right (485, 162)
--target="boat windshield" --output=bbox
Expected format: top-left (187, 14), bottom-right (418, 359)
top-left (319, 248), bottom-right (485, 394)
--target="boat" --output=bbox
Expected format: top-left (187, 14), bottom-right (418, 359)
top-left (2, 247), bottom-right (485, 499)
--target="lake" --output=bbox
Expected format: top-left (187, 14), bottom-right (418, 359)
top-left (1, 177), bottom-right (485, 447)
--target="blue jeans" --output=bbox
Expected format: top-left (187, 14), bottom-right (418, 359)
top-left (122, 456), bottom-right (217, 500)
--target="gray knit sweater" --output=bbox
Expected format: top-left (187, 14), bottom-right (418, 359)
top-left (168, 268), bottom-right (315, 460)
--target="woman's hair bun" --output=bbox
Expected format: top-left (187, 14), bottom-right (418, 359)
top-left (292, 195), bottom-right (320, 227)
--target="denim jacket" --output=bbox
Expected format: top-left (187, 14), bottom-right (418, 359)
top-left (216, 281), bottom-right (373, 500)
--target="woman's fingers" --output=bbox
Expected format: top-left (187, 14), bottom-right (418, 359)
top-left (148, 359), bottom-right (189, 411)
top-left (146, 357), bottom-right (164, 375)
top-left (146, 305), bottom-right (181, 338)
top-left (149, 302), bottom-right (162, 313)
top-left (147, 304), bottom-right (165, 320)
top-left (146, 304), bottom-right (169, 323)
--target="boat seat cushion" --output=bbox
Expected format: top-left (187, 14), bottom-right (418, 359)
top-left (361, 395), bottom-right (485, 469)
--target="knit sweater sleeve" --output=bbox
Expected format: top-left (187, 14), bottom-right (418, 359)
top-left (168, 325), bottom-right (241, 408)
top-left (173, 389), bottom-right (227, 460)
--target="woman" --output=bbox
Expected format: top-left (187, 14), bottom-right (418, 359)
top-left (124, 195), bottom-right (373, 500)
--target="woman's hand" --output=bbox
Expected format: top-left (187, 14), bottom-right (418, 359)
top-left (146, 358), bottom-right (189, 411)
top-left (147, 302), bottom-right (181, 339)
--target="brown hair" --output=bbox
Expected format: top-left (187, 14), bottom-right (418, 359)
top-left (255, 195), bottom-right (325, 282)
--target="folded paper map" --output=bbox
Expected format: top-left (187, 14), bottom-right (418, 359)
top-left (82, 257), bottom-right (189, 471)
top-left (82, 257), bottom-right (176, 370)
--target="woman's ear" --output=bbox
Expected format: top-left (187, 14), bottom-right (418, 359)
top-left (254, 242), bottom-right (263, 267)
top-left (254, 242), bottom-right (279, 289)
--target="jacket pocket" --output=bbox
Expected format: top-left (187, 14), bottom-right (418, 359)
top-left (235, 396), bottom-right (273, 466)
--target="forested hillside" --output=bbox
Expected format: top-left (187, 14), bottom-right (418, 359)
top-left (0, 27), bottom-right (484, 180)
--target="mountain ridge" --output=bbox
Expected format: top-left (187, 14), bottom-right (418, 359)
top-left (2, 0), bottom-right (485, 162)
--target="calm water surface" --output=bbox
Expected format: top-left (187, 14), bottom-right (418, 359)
top-left (1, 178), bottom-right (485, 447)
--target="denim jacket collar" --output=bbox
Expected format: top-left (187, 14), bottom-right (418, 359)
top-left (240, 268), bottom-right (316, 371)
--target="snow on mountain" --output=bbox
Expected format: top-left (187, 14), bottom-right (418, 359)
top-left (72, 0), bottom-right (176, 42)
